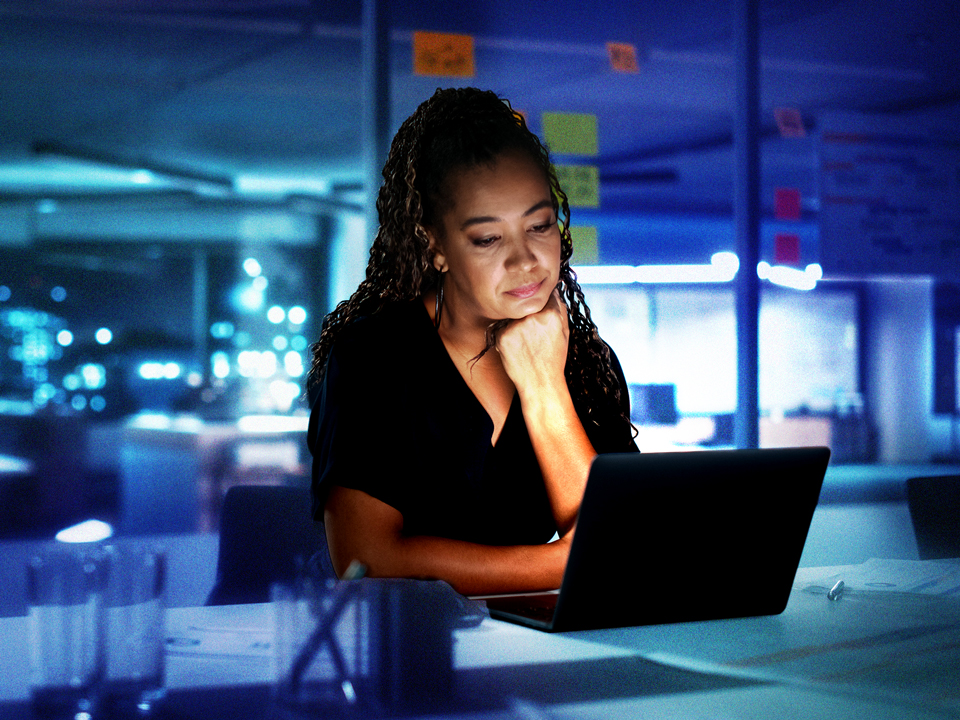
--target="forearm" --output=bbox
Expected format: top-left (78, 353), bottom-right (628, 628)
top-left (324, 486), bottom-right (569, 596)
top-left (518, 384), bottom-right (596, 534)
top-left (369, 534), bottom-right (567, 596)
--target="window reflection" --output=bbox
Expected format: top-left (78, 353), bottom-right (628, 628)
top-left (0, 242), bottom-right (316, 539)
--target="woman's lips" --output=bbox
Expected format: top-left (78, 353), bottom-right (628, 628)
top-left (506, 280), bottom-right (543, 299)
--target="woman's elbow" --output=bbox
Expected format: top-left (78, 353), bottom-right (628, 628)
top-left (323, 486), bottom-right (405, 579)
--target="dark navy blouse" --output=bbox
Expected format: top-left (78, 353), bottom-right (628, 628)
top-left (307, 299), bottom-right (637, 546)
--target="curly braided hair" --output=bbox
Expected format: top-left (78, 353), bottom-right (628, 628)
top-left (307, 87), bottom-right (634, 438)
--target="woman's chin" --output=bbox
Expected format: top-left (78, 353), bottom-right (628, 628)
top-left (503, 301), bottom-right (546, 320)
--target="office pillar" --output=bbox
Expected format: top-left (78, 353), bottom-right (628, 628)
top-left (361, 0), bottom-right (391, 250)
top-left (192, 246), bottom-right (208, 377)
top-left (733, 0), bottom-right (761, 448)
top-left (330, 0), bottom-right (391, 310)
top-left (865, 279), bottom-right (933, 463)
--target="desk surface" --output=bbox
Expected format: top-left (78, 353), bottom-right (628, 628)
top-left (3, 559), bottom-right (960, 719)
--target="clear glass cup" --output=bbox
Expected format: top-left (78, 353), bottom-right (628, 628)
top-left (26, 546), bottom-right (108, 719)
top-left (103, 546), bottom-right (167, 715)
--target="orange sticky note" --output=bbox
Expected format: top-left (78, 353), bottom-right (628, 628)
top-left (607, 42), bottom-right (639, 73)
top-left (413, 31), bottom-right (475, 77)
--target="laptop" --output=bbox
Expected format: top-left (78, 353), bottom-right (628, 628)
top-left (484, 447), bottom-right (830, 632)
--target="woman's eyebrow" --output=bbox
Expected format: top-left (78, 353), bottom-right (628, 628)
top-left (522, 199), bottom-right (553, 217)
top-left (459, 199), bottom-right (553, 231)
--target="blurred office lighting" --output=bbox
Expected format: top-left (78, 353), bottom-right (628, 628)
top-left (575, 252), bottom-right (740, 285)
top-left (576, 252), bottom-right (821, 290)
top-left (1, 0), bottom-right (958, 542)
top-left (31, 139), bottom-right (235, 196)
top-left (55, 518), bottom-right (114, 544)
top-left (757, 261), bottom-right (823, 291)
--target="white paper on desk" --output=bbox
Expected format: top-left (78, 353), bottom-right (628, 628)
top-left (801, 558), bottom-right (960, 596)
top-left (166, 623), bottom-right (273, 658)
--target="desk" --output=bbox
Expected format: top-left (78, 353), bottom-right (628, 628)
top-left (2, 560), bottom-right (959, 719)
top-left (119, 414), bottom-right (309, 534)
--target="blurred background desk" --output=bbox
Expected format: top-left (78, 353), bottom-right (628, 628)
top-left (1, 559), bottom-right (958, 719)
top-left (119, 413), bottom-right (309, 535)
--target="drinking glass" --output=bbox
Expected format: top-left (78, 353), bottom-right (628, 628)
top-left (27, 546), bottom-right (107, 719)
top-left (104, 546), bottom-right (167, 715)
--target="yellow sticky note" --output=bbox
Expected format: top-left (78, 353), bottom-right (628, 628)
top-left (555, 165), bottom-right (599, 208)
top-left (413, 31), bottom-right (475, 77)
top-left (542, 113), bottom-right (598, 156)
top-left (570, 226), bottom-right (599, 265)
top-left (607, 42), bottom-right (640, 73)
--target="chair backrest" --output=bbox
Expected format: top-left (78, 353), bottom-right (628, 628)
top-left (206, 484), bottom-right (334, 605)
top-left (906, 474), bottom-right (960, 560)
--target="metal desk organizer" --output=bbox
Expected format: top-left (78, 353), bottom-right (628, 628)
top-left (274, 560), bottom-right (483, 715)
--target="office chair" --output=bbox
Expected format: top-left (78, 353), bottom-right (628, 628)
top-left (206, 484), bottom-right (335, 605)
top-left (906, 474), bottom-right (960, 560)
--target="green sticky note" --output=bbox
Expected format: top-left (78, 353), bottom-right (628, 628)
top-left (542, 112), bottom-right (598, 156)
top-left (570, 225), bottom-right (598, 265)
top-left (555, 165), bottom-right (599, 207)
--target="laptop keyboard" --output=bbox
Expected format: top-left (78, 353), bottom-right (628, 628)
top-left (486, 593), bottom-right (558, 623)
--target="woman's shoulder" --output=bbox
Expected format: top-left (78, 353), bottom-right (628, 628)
top-left (331, 298), bottom-right (432, 359)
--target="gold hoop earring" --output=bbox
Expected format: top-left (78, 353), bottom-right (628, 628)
top-left (434, 272), bottom-right (445, 330)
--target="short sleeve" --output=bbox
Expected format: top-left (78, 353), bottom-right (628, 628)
top-left (307, 333), bottom-right (409, 521)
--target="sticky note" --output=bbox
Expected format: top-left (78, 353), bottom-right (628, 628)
top-left (542, 113), bottom-right (598, 156)
top-left (413, 31), bottom-right (475, 77)
top-left (607, 42), bottom-right (639, 73)
top-left (774, 107), bottom-right (806, 138)
top-left (554, 165), bottom-right (599, 208)
top-left (775, 233), bottom-right (801, 265)
top-left (570, 226), bottom-right (599, 265)
top-left (774, 187), bottom-right (802, 221)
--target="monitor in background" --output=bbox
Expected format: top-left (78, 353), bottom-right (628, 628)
top-left (629, 383), bottom-right (678, 425)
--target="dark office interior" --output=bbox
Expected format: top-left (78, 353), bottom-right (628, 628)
top-left (2, 2), bottom-right (960, 718)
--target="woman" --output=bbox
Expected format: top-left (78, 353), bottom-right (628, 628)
top-left (307, 87), bottom-right (637, 596)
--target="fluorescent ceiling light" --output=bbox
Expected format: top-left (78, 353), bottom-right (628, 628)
top-left (575, 252), bottom-right (740, 285)
top-left (757, 261), bottom-right (823, 291)
top-left (32, 140), bottom-right (233, 192)
top-left (237, 414), bottom-right (310, 434)
top-left (574, 254), bottom-right (822, 290)
top-left (55, 519), bottom-right (114, 543)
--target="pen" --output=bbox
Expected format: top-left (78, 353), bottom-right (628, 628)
top-left (288, 560), bottom-right (367, 694)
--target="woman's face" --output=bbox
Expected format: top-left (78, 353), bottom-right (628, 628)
top-left (428, 151), bottom-right (561, 328)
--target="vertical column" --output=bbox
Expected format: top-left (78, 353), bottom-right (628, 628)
top-left (192, 246), bottom-right (208, 378)
top-left (733, 0), bottom-right (761, 448)
top-left (330, 0), bottom-right (391, 312)
top-left (361, 0), bottom-right (391, 247)
top-left (865, 279), bottom-right (933, 462)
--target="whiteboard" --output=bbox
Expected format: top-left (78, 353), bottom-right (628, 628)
top-left (818, 112), bottom-right (960, 278)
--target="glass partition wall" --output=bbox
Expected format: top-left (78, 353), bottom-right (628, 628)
top-left (0, 238), bottom-right (324, 538)
top-left (586, 282), bottom-right (864, 456)
top-left (4, 1), bottom-right (951, 542)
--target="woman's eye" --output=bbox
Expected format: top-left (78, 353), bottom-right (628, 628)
top-left (531, 223), bottom-right (553, 233)
top-left (472, 236), bottom-right (498, 247)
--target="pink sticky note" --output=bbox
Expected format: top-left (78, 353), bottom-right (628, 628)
top-left (774, 188), bottom-right (802, 221)
top-left (774, 107), bottom-right (806, 138)
top-left (775, 233), bottom-right (801, 265)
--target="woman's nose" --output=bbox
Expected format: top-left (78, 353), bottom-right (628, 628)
top-left (504, 233), bottom-right (537, 271)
